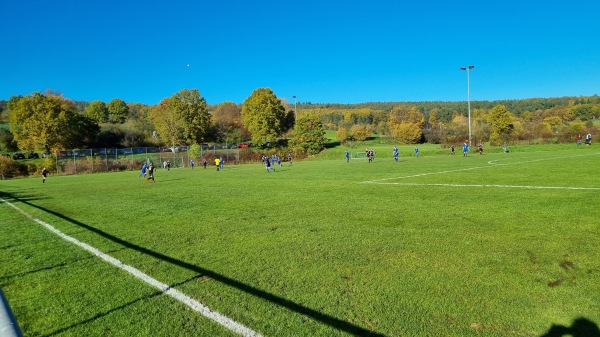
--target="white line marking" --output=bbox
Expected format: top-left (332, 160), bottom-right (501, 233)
top-left (363, 152), bottom-right (600, 184)
top-left (0, 198), bottom-right (262, 337)
top-left (366, 182), bottom-right (600, 190)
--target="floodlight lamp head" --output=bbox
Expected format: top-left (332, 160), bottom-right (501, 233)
top-left (469, 65), bottom-right (474, 69)
top-left (460, 67), bottom-right (466, 70)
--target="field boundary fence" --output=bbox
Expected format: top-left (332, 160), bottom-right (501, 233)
top-left (54, 145), bottom-right (240, 175)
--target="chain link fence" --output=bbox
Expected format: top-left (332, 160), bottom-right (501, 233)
top-left (54, 145), bottom-right (240, 175)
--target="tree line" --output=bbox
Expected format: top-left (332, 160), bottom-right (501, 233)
top-left (1, 90), bottom-right (598, 157)
top-left (301, 95), bottom-right (599, 145)
top-left (0, 88), bottom-right (327, 156)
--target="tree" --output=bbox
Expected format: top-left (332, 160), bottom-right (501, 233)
top-left (212, 101), bottom-right (247, 142)
top-left (390, 123), bottom-right (422, 144)
top-left (148, 98), bottom-right (185, 149)
top-left (169, 89), bottom-right (211, 143)
top-left (107, 98), bottom-right (129, 123)
top-left (241, 88), bottom-right (286, 145)
top-left (188, 143), bottom-right (202, 160)
top-left (388, 105), bottom-right (424, 144)
top-left (85, 100), bottom-right (109, 123)
top-left (487, 105), bottom-right (514, 145)
top-left (9, 93), bottom-right (99, 151)
top-left (351, 124), bottom-right (371, 141)
top-left (289, 113), bottom-right (327, 154)
top-left (335, 126), bottom-right (350, 143)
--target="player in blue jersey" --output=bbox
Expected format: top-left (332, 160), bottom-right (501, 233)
top-left (463, 142), bottom-right (469, 157)
top-left (139, 163), bottom-right (147, 177)
top-left (393, 146), bottom-right (399, 162)
top-left (414, 147), bottom-right (419, 158)
top-left (345, 150), bottom-right (350, 163)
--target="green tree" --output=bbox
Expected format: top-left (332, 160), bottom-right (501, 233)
top-left (241, 88), bottom-right (286, 145)
top-left (107, 98), bottom-right (129, 123)
top-left (9, 93), bottom-right (99, 151)
top-left (188, 143), bottom-right (201, 160)
top-left (289, 113), bottom-right (326, 154)
top-left (148, 98), bottom-right (185, 149)
top-left (169, 89), bottom-right (211, 143)
top-left (85, 100), bottom-right (109, 123)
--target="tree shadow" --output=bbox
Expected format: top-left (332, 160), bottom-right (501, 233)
top-left (324, 141), bottom-right (341, 149)
top-left (43, 275), bottom-right (204, 337)
top-left (540, 317), bottom-right (600, 337)
top-left (1, 191), bottom-right (386, 337)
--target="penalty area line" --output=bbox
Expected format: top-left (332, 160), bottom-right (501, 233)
top-left (365, 182), bottom-right (600, 191)
top-left (0, 198), bottom-right (262, 337)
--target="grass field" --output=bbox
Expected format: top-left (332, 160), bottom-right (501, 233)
top-left (1, 145), bottom-right (599, 336)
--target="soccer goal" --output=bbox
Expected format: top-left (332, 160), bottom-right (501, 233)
top-left (352, 152), bottom-right (368, 160)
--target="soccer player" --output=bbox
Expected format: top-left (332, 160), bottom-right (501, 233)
top-left (190, 159), bottom-right (195, 169)
top-left (345, 150), bottom-right (350, 163)
top-left (41, 167), bottom-right (48, 183)
top-left (414, 147), bottom-right (419, 158)
top-left (139, 163), bottom-right (147, 177)
top-left (451, 145), bottom-right (455, 155)
top-left (146, 164), bottom-right (155, 183)
top-left (393, 146), bottom-right (399, 161)
top-left (463, 142), bottom-right (469, 157)
top-left (264, 156), bottom-right (274, 172)
top-left (215, 157), bottom-right (220, 171)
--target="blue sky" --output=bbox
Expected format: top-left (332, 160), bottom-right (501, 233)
top-left (1, 0), bottom-right (599, 106)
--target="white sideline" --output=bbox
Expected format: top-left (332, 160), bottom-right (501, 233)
top-left (366, 182), bottom-right (600, 190)
top-left (0, 198), bottom-right (262, 337)
top-left (363, 152), bottom-right (600, 184)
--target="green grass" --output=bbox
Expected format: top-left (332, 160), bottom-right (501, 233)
top-left (1, 145), bottom-right (599, 336)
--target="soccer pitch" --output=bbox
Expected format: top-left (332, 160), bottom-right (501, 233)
top-left (1, 147), bottom-right (599, 336)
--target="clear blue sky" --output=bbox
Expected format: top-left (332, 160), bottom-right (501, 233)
top-left (1, 0), bottom-right (599, 106)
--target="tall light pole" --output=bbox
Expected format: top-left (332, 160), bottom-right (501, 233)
top-left (293, 95), bottom-right (297, 116)
top-left (460, 65), bottom-right (474, 147)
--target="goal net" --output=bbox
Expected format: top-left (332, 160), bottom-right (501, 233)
top-left (353, 152), bottom-right (368, 160)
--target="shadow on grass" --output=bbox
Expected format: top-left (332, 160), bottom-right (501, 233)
top-left (44, 275), bottom-right (204, 337)
top-left (540, 317), bottom-right (600, 337)
top-left (1, 191), bottom-right (386, 337)
top-left (324, 141), bottom-right (341, 149)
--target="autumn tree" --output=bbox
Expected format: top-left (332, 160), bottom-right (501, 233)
top-left (388, 105), bottom-right (424, 144)
top-left (107, 98), bottom-right (129, 123)
top-left (148, 98), bottom-right (184, 149)
top-left (241, 88), bottom-right (286, 145)
top-left (351, 124), bottom-right (371, 141)
top-left (487, 105), bottom-right (514, 145)
top-left (212, 101), bottom-right (246, 143)
top-left (289, 112), bottom-right (327, 154)
top-left (9, 93), bottom-right (99, 151)
top-left (335, 126), bottom-right (350, 143)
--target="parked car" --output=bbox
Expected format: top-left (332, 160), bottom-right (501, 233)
top-left (238, 143), bottom-right (249, 148)
top-left (28, 152), bottom-right (40, 159)
top-left (12, 153), bottom-right (25, 160)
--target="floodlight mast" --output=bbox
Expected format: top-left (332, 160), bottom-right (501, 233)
top-left (460, 65), bottom-right (474, 147)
